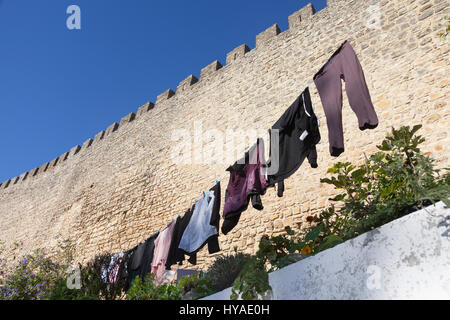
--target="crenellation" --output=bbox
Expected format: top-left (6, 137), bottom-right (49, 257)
top-left (226, 44), bottom-right (250, 65)
top-left (288, 3), bottom-right (316, 30)
top-left (82, 138), bottom-right (93, 150)
top-left (105, 123), bottom-right (119, 136)
top-left (30, 168), bottom-right (39, 177)
top-left (49, 157), bottom-right (59, 169)
top-left (120, 112), bottom-right (136, 125)
top-left (60, 152), bottom-right (70, 162)
top-left (12, 177), bottom-right (20, 185)
top-left (200, 60), bottom-right (223, 80)
top-left (94, 130), bottom-right (105, 143)
top-left (2, 180), bottom-right (11, 189)
top-left (69, 145), bottom-right (81, 157)
top-left (256, 24), bottom-right (281, 48)
top-left (177, 75), bottom-right (199, 92)
top-left (156, 89), bottom-right (176, 104)
top-left (39, 162), bottom-right (50, 173)
top-left (20, 172), bottom-right (29, 182)
top-left (137, 102), bottom-right (154, 118)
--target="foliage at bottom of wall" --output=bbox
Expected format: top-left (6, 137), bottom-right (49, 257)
top-left (231, 125), bottom-right (449, 300)
top-left (0, 125), bottom-right (448, 300)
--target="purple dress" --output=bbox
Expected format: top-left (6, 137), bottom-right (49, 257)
top-left (222, 139), bottom-right (268, 235)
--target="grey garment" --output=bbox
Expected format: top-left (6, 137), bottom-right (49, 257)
top-left (178, 191), bottom-right (218, 253)
top-left (314, 40), bottom-right (379, 157)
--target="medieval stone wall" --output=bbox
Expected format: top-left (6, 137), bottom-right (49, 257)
top-left (0, 0), bottom-right (449, 270)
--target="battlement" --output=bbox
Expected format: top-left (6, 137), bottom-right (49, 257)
top-left (0, 2), bottom-right (328, 191)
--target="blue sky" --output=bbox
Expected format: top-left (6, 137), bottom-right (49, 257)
top-left (0, 0), bottom-right (327, 182)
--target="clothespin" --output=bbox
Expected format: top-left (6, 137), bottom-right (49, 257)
top-left (216, 180), bottom-right (219, 184)
top-left (203, 191), bottom-right (206, 197)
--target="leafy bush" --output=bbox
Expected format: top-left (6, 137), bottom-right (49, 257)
top-left (45, 278), bottom-right (98, 300)
top-left (178, 273), bottom-right (216, 300)
top-left (79, 253), bottom-right (129, 300)
top-left (0, 248), bottom-right (62, 300)
top-left (206, 253), bottom-right (252, 292)
top-left (0, 239), bottom-right (127, 300)
top-left (231, 125), bottom-right (450, 300)
top-left (231, 256), bottom-right (270, 300)
top-left (126, 273), bottom-right (182, 300)
top-left (318, 125), bottom-right (449, 243)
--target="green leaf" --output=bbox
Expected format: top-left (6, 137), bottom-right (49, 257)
top-left (318, 235), bottom-right (344, 252)
top-left (305, 225), bottom-right (323, 242)
top-left (351, 168), bottom-right (366, 181)
top-left (330, 194), bottom-right (346, 202)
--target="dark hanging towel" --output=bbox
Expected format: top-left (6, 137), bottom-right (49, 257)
top-left (266, 87), bottom-right (321, 197)
top-left (222, 139), bottom-right (268, 235)
top-left (124, 231), bottom-right (159, 291)
top-left (313, 40), bottom-right (378, 157)
top-left (165, 205), bottom-right (196, 268)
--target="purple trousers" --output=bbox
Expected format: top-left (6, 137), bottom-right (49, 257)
top-left (314, 41), bottom-right (379, 157)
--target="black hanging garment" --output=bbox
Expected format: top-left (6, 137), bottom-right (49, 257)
top-left (124, 231), bottom-right (159, 291)
top-left (165, 206), bottom-right (195, 268)
top-left (266, 87), bottom-right (321, 197)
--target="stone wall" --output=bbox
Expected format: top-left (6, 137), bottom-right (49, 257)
top-left (0, 0), bottom-right (449, 271)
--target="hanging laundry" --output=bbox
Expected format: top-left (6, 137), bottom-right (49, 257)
top-left (151, 220), bottom-right (176, 282)
top-left (178, 182), bottom-right (221, 258)
top-left (313, 40), bottom-right (379, 157)
top-left (165, 206), bottom-right (196, 268)
top-left (266, 87), bottom-right (321, 197)
top-left (124, 231), bottom-right (159, 291)
top-left (222, 139), bottom-right (268, 235)
top-left (105, 251), bottom-right (125, 284)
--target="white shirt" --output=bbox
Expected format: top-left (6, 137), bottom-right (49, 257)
top-left (178, 191), bottom-right (218, 253)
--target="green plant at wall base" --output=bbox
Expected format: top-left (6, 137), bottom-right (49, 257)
top-left (231, 125), bottom-right (449, 300)
top-left (0, 249), bottom-right (62, 300)
top-left (126, 273), bottom-right (183, 300)
top-left (45, 278), bottom-right (99, 300)
top-left (206, 253), bottom-right (252, 292)
top-left (231, 256), bottom-right (270, 300)
top-left (79, 252), bottom-right (130, 300)
top-left (319, 125), bottom-right (449, 241)
top-left (178, 273), bottom-right (216, 300)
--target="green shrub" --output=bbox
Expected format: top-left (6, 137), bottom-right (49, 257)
top-left (177, 273), bottom-right (216, 300)
top-left (231, 125), bottom-right (450, 300)
top-left (0, 248), bottom-right (62, 300)
top-left (318, 125), bottom-right (450, 243)
top-left (78, 252), bottom-right (129, 300)
top-left (206, 253), bottom-right (252, 292)
top-left (126, 273), bottom-right (182, 300)
top-left (45, 278), bottom-right (98, 300)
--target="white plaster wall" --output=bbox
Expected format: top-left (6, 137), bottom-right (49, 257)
top-left (203, 201), bottom-right (450, 300)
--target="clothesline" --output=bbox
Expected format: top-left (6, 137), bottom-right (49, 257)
top-left (111, 39), bottom-right (381, 289)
